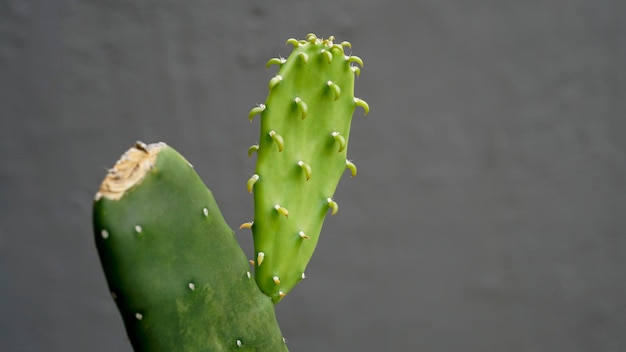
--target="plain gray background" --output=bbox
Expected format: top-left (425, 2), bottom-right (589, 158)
top-left (1, 0), bottom-right (625, 351)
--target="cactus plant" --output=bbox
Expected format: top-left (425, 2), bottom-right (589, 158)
top-left (93, 34), bottom-right (367, 351)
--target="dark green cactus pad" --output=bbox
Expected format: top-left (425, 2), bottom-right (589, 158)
top-left (93, 142), bottom-right (288, 352)
top-left (247, 34), bottom-right (368, 303)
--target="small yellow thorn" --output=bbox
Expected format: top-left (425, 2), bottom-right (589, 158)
top-left (257, 252), bottom-right (265, 266)
top-left (298, 52), bottom-right (309, 64)
top-left (306, 33), bottom-right (317, 43)
top-left (246, 174), bottom-right (259, 193)
top-left (354, 98), bottom-right (370, 115)
top-left (332, 131), bottom-right (346, 153)
top-left (327, 81), bottom-right (341, 100)
top-left (341, 41), bottom-right (352, 49)
top-left (286, 38), bottom-right (299, 47)
top-left (321, 49), bottom-right (333, 63)
top-left (351, 66), bottom-right (361, 77)
top-left (346, 159), bottom-right (357, 177)
top-left (247, 144), bottom-right (259, 158)
top-left (269, 75), bottom-right (283, 89)
top-left (278, 291), bottom-right (286, 298)
top-left (249, 259), bottom-right (255, 266)
top-left (268, 130), bottom-right (284, 152)
top-left (239, 221), bottom-right (253, 229)
top-left (274, 204), bottom-right (289, 218)
top-left (249, 104), bottom-right (265, 122)
top-left (266, 57), bottom-right (286, 68)
top-left (347, 55), bottom-right (364, 67)
top-left (273, 276), bottom-right (281, 284)
top-left (298, 161), bottom-right (312, 180)
top-left (299, 231), bottom-right (310, 240)
top-left (294, 97), bottom-right (308, 119)
top-left (331, 44), bottom-right (344, 53)
top-left (327, 198), bottom-right (339, 216)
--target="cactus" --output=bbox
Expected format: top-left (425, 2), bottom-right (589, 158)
top-left (93, 142), bottom-right (287, 351)
top-left (92, 34), bottom-right (367, 351)
top-left (246, 34), bottom-right (368, 302)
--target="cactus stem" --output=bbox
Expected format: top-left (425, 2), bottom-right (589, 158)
top-left (135, 313), bottom-right (143, 321)
top-left (286, 38), bottom-right (299, 47)
top-left (247, 144), bottom-right (259, 157)
top-left (246, 174), bottom-right (260, 193)
top-left (327, 198), bottom-right (339, 216)
top-left (346, 159), bottom-right (357, 177)
top-left (321, 49), bottom-right (333, 63)
top-left (188, 282), bottom-right (196, 291)
top-left (331, 131), bottom-right (346, 153)
top-left (294, 97), bottom-right (308, 119)
top-left (100, 229), bottom-right (109, 239)
top-left (269, 75), bottom-right (283, 90)
top-left (249, 104), bottom-right (266, 122)
top-left (239, 221), bottom-right (254, 229)
top-left (269, 130), bottom-right (284, 152)
top-left (347, 55), bottom-right (364, 67)
top-left (266, 57), bottom-right (286, 68)
top-left (203, 208), bottom-right (209, 217)
top-left (298, 231), bottom-right (310, 240)
top-left (134, 225), bottom-right (142, 233)
top-left (257, 252), bottom-right (265, 266)
top-left (354, 97), bottom-right (370, 115)
top-left (297, 161), bottom-right (312, 180)
top-left (274, 204), bottom-right (289, 218)
top-left (327, 81), bottom-right (341, 100)
top-left (273, 276), bottom-right (281, 284)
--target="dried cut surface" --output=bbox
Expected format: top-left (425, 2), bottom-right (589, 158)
top-left (95, 142), bottom-right (166, 201)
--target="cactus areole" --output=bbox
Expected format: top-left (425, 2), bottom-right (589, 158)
top-left (91, 34), bottom-right (368, 351)
top-left (247, 34), bottom-right (368, 302)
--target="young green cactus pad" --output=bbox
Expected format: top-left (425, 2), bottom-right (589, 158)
top-left (93, 142), bottom-right (288, 351)
top-left (247, 34), bottom-right (369, 303)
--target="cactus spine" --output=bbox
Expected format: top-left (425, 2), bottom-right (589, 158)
top-left (93, 142), bottom-right (287, 351)
top-left (247, 34), bottom-right (368, 302)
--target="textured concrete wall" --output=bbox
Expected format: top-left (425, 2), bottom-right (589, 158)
top-left (1, 0), bottom-right (625, 351)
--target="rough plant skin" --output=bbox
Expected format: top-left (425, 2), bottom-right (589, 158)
top-left (247, 34), bottom-right (368, 303)
top-left (93, 142), bottom-right (288, 352)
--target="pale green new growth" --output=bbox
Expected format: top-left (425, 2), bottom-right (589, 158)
top-left (247, 34), bottom-right (368, 302)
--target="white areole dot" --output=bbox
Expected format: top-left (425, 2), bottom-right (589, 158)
top-left (236, 339), bottom-right (242, 347)
top-left (135, 313), bottom-right (143, 321)
top-left (101, 229), bottom-right (109, 239)
top-left (203, 208), bottom-right (209, 217)
top-left (135, 225), bottom-right (142, 233)
top-left (188, 282), bottom-right (195, 291)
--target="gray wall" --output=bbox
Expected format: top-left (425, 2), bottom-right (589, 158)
top-left (1, 0), bottom-right (625, 351)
